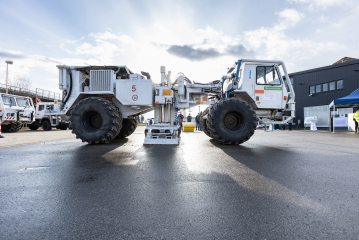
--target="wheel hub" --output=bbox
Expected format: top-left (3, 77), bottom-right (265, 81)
top-left (224, 112), bottom-right (242, 131)
top-left (82, 111), bottom-right (103, 131)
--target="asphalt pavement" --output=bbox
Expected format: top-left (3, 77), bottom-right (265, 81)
top-left (1, 127), bottom-right (359, 239)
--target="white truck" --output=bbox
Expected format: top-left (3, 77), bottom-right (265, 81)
top-left (0, 93), bottom-right (35, 133)
top-left (28, 101), bottom-right (70, 131)
top-left (56, 59), bottom-right (295, 145)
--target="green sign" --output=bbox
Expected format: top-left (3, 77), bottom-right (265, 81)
top-left (264, 86), bottom-right (282, 90)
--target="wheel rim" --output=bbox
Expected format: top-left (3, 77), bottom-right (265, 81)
top-left (82, 111), bottom-right (103, 131)
top-left (223, 111), bottom-right (244, 132)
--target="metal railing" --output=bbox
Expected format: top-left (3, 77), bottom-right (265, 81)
top-left (35, 88), bottom-right (62, 101)
top-left (0, 83), bottom-right (62, 102)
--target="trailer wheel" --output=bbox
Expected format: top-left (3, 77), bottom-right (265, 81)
top-left (29, 124), bottom-right (40, 130)
top-left (115, 118), bottom-right (137, 139)
top-left (42, 120), bottom-right (52, 131)
top-left (207, 98), bottom-right (256, 145)
top-left (200, 107), bottom-right (213, 138)
top-left (70, 97), bottom-right (122, 144)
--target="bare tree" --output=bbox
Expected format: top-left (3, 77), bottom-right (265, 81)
top-left (9, 75), bottom-right (32, 90)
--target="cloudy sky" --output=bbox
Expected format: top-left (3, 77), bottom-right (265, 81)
top-left (0, 0), bottom-right (358, 93)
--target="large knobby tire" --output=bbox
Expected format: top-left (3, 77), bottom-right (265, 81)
top-left (42, 120), bottom-right (52, 131)
top-left (2, 122), bottom-right (22, 133)
top-left (207, 98), bottom-right (256, 145)
top-left (200, 107), bottom-right (212, 138)
top-left (14, 122), bottom-right (22, 132)
top-left (115, 118), bottom-right (137, 139)
top-left (71, 97), bottom-right (122, 144)
top-left (1, 123), bottom-right (12, 133)
top-left (29, 124), bottom-right (40, 130)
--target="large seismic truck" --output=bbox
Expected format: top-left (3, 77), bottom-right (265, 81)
top-left (0, 93), bottom-right (35, 132)
top-left (56, 59), bottom-right (295, 145)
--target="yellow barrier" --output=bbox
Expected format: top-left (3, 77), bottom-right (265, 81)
top-left (183, 122), bottom-right (195, 132)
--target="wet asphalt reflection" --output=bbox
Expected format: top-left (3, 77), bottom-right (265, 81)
top-left (1, 128), bottom-right (359, 239)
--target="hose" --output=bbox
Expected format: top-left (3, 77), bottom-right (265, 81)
top-left (61, 70), bottom-right (72, 109)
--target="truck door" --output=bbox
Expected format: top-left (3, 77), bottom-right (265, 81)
top-left (37, 105), bottom-right (45, 118)
top-left (254, 65), bottom-right (284, 109)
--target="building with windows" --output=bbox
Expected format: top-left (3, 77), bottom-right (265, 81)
top-left (289, 57), bottom-right (359, 128)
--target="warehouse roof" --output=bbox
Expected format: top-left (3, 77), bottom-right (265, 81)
top-left (289, 58), bottom-right (359, 76)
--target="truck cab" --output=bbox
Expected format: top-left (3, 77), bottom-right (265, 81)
top-left (222, 59), bottom-right (295, 123)
top-left (0, 93), bottom-right (35, 133)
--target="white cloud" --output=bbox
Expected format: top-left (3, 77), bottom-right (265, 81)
top-left (276, 8), bottom-right (305, 30)
top-left (243, 8), bottom-right (345, 67)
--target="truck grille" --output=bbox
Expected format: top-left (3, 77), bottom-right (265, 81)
top-left (90, 70), bottom-right (114, 92)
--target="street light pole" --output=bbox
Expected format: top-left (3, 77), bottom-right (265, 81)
top-left (5, 60), bottom-right (13, 94)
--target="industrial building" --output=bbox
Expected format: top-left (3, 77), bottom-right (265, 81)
top-left (289, 57), bottom-right (359, 128)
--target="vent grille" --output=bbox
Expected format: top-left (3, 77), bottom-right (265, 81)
top-left (90, 70), bottom-right (114, 92)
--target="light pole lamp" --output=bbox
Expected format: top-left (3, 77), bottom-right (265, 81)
top-left (5, 60), bottom-right (13, 94)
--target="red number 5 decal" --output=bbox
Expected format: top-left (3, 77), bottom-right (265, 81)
top-left (132, 85), bottom-right (136, 92)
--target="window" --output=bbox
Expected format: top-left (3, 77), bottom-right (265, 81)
top-left (256, 66), bottom-right (281, 85)
top-left (337, 80), bottom-right (343, 89)
top-left (1, 96), bottom-right (16, 106)
top-left (323, 83), bottom-right (328, 92)
top-left (310, 86), bottom-right (315, 94)
top-left (316, 84), bottom-right (321, 93)
top-left (16, 98), bottom-right (30, 108)
top-left (38, 105), bottom-right (45, 111)
top-left (329, 81), bottom-right (336, 90)
top-left (46, 105), bottom-right (54, 111)
top-left (256, 66), bottom-right (265, 84)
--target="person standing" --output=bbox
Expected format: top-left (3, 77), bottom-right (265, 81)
top-left (354, 110), bottom-right (359, 133)
top-left (187, 113), bottom-right (192, 123)
top-left (195, 113), bottom-right (200, 130)
top-left (178, 112), bottom-right (184, 129)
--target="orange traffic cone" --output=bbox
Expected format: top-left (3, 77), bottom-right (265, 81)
top-left (0, 121), bottom-right (4, 138)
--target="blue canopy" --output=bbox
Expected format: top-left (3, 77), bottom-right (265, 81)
top-left (329, 88), bottom-right (359, 108)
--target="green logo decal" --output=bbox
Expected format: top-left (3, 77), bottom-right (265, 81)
top-left (264, 86), bottom-right (282, 90)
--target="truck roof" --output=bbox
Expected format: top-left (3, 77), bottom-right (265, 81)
top-left (56, 65), bottom-right (134, 75)
top-left (0, 93), bottom-right (32, 99)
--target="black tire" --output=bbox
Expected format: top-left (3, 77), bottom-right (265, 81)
top-left (59, 124), bottom-right (68, 130)
top-left (115, 118), bottom-right (137, 139)
top-left (29, 124), bottom-right (40, 130)
top-left (2, 122), bottom-right (22, 133)
top-left (42, 120), bottom-right (52, 131)
top-left (1, 124), bottom-right (12, 133)
top-left (200, 107), bottom-right (213, 138)
top-left (207, 98), bottom-right (256, 145)
top-left (70, 97), bottom-right (122, 144)
top-left (14, 122), bottom-right (22, 132)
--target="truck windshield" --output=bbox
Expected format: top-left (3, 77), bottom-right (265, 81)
top-left (256, 66), bottom-right (281, 85)
top-left (17, 98), bottom-right (30, 108)
top-left (2, 96), bottom-right (16, 106)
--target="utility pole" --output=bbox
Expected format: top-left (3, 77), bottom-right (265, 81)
top-left (5, 60), bottom-right (13, 94)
